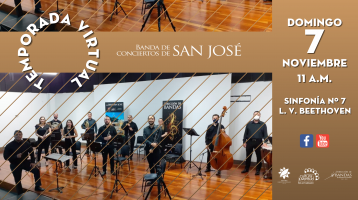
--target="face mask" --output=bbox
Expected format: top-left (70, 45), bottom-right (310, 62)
top-left (213, 119), bottom-right (218, 123)
top-left (253, 115), bottom-right (260, 120)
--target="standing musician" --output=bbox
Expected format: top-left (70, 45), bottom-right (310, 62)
top-left (158, 118), bottom-right (169, 158)
top-left (48, 113), bottom-right (63, 154)
top-left (242, 111), bottom-right (268, 175)
top-left (4, 130), bottom-right (45, 194)
top-left (205, 114), bottom-right (225, 176)
top-left (81, 112), bottom-right (98, 155)
top-left (98, 116), bottom-right (117, 176)
top-left (143, 115), bottom-right (163, 174)
top-left (121, 115), bottom-right (138, 160)
top-left (62, 120), bottom-right (78, 169)
top-left (35, 116), bottom-right (52, 167)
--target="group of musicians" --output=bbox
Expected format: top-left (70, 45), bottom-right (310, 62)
top-left (3, 111), bottom-right (269, 195)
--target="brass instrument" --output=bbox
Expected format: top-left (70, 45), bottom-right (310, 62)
top-left (85, 120), bottom-right (90, 129)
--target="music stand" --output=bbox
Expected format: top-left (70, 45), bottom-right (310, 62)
top-left (192, 152), bottom-right (206, 180)
top-left (110, 0), bottom-right (128, 21)
top-left (140, 0), bottom-right (176, 32)
top-left (45, 154), bottom-right (72, 193)
top-left (183, 128), bottom-right (199, 173)
top-left (110, 135), bottom-right (128, 198)
top-left (88, 142), bottom-right (104, 180)
top-left (49, 0), bottom-right (64, 16)
top-left (82, 133), bottom-right (94, 156)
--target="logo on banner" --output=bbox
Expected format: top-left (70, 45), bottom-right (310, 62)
top-left (298, 168), bottom-right (319, 184)
top-left (278, 167), bottom-right (291, 184)
top-left (316, 134), bottom-right (329, 148)
top-left (300, 134), bottom-right (313, 148)
top-left (325, 171), bottom-right (352, 180)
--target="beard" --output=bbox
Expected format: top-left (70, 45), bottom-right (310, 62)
top-left (149, 121), bottom-right (154, 125)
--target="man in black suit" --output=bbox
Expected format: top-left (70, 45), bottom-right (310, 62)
top-left (3, 130), bottom-right (45, 194)
top-left (14, 0), bottom-right (44, 17)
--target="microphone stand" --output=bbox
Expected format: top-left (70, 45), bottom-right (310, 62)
top-left (192, 152), bottom-right (207, 180)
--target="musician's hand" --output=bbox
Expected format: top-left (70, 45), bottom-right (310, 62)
top-left (262, 143), bottom-right (268, 148)
top-left (206, 145), bottom-right (209, 150)
top-left (151, 143), bottom-right (157, 147)
top-left (129, 127), bottom-right (133, 131)
top-left (243, 143), bottom-right (246, 148)
top-left (86, 128), bottom-right (89, 131)
top-left (94, 133), bottom-right (97, 137)
top-left (108, 135), bottom-right (112, 140)
top-left (17, 153), bottom-right (22, 158)
top-left (30, 163), bottom-right (37, 168)
top-left (162, 133), bottom-right (168, 137)
top-left (149, 149), bottom-right (153, 153)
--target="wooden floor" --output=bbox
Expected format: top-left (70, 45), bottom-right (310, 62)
top-left (0, 0), bottom-right (272, 32)
top-left (0, 147), bottom-right (272, 200)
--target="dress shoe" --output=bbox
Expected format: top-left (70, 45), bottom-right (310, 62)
top-left (241, 169), bottom-right (249, 173)
top-left (101, 171), bottom-right (106, 176)
top-left (35, 9), bottom-right (44, 14)
top-left (216, 170), bottom-right (221, 176)
top-left (73, 166), bottom-right (77, 169)
top-left (255, 171), bottom-right (260, 175)
top-left (35, 186), bottom-right (45, 191)
top-left (204, 168), bottom-right (211, 172)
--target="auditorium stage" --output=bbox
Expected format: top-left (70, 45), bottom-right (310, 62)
top-left (0, 147), bottom-right (272, 200)
top-left (0, 0), bottom-right (272, 32)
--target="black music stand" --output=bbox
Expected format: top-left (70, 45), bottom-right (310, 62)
top-left (49, 0), bottom-right (64, 16)
top-left (110, 135), bottom-right (128, 198)
top-left (110, 0), bottom-right (128, 21)
top-left (88, 142), bottom-right (104, 180)
top-left (183, 128), bottom-right (199, 173)
top-left (45, 154), bottom-right (72, 193)
top-left (192, 152), bottom-right (206, 180)
top-left (51, 133), bottom-right (63, 154)
top-left (82, 133), bottom-right (94, 156)
top-left (140, 0), bottom-right (176, 32)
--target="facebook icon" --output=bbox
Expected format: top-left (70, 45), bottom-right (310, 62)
top-left (300, 134), bottom-right (313, 148)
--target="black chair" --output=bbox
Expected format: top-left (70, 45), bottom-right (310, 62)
top-left (165, 143), bottom-right (184, 170)
top-left (141, 159), bottom-right (167, 195)
top-left (141, 0), bottom-right (166, 19)
top-left (133, 136), bottom-right (145, 160)
top-left (114, 145), bottom-right (131, 171)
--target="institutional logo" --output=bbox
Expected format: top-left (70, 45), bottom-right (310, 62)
top-left (300, 134), bottom-right (313, 148)
top-left (316, 134), bottom-right (329, 148)
top-left (298, 168), bottom-right (319, 184)
top-left (325, 171), bottom-right (352, 180)
top-left (278, 167), bottom-right (291, 184)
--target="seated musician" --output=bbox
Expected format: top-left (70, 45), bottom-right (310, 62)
top-left (3, 130), bottom-right (45, 194)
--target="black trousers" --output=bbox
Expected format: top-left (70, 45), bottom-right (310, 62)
top-left (10, 161), bottom-right (41, 194)
top-left (126, 134), bottom-right (135, 158)
top-left (206, 144), bottom-right (214, 170)
top-left (102, 144), bottom-right (114, 172)
top-left (146, 148), bottom-right (160, 173)
top-left (65, 140), bottom-right (77, 167)
top-left (245, 139), bottom-right (262, 171)
top-left (37, 138), bottom-right (50, 162)
top-left (14, 0), bottom-right (41, 17)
